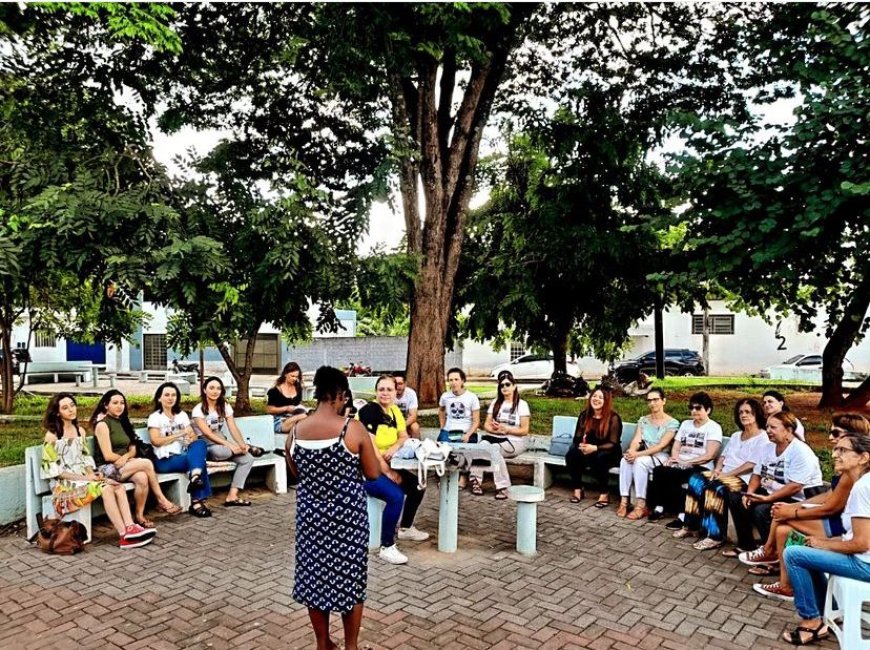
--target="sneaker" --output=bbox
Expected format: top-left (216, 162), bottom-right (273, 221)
top-left (397, 526), bottom-right (430, 542)
top-left (739, 547), bottom-right (779, 566)
top-left (124, 523), bottom-right (157, 540)
top-left (665, 519), bottom-right (684, 530)
top-left (752, 582), bottom-right (794, 602)
top-left (378, 544), bottom-right (408, 565)
top-left (119, 534), bottom-right (154, 549)
top-left (648, 509), bottom-right (665, 522)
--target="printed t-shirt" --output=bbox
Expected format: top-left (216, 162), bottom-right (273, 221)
top-left (675, 419), bottom-right (724, 469)
top-left (720, 430), bottom-right (773, 482)
top-left (357, 403), bottom-right (406, 453)
top-left (842, 471), bottom-right (870, 563)
top-left (439, 389), bottom-right (480, 432)
top-left (394, 387), bottom-right (419, 419)
top-left (146, 411), bottom-right (191, 459)
top-left (754, 439), bottom-right (824, 500)
top-left (191, 402), bottom-right (234, 442)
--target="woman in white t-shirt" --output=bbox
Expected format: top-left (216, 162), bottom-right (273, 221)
top-left (780, 432), bottom-right (870, 646)
top-left (677, 398), bottom-right (770, 550)
top-left (192, 376), bottom-right (257, 507)
top-left (471, 371), bottom-right (531, 499)
top-left (147, 382), bottom-right (212, 518)
top-left (730, 411), bottom-right (824, 558)
top-left (762, 390), bottom-right (806, 441)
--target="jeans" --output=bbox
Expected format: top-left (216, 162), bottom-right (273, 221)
top-left (438, 430), bottom-right (478, 443)
top-left (207, 444), bottom-right (254, 490)
top-left (153, 439), bottom-right (211, 502)
top-left (784, 545), bottom-right (870, 619)
top-left (364, 470), bottom-right (425, 547)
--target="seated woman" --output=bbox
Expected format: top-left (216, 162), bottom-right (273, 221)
top-left (762, 390), bottom-right (806, 441)
top-left (780, 432), bottom-right (870, 646)
top-left (41, 393), bottom-right (155, 549)
top-left (471, 370), bottom-right (530, 500)
top-left (675, 398), bottom-right (769, 548)
top-left (148, 382), bottom-right (213, 518)
top-left (90, 389), bottom-right (182, 527)
top-left (192, 376), bottom-right (255, 507)
top-left (438, 367), bottom-right (480, 443)
top-left (360, 375), bottom-right (429, 565)
top-left (745, 413), bottom-right (870, 601)
top-left (618, 388), bottom-right (679, 520)
top-left (564, 386), bottom-right (622, 508)
top-left (728, 411), bottom-right (824, 557)
top-left (267, 362), bottom-right (308, 434)
top-left (648, 391), bottom-right (723, 525)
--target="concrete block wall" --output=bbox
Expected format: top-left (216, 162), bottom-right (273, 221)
top-left (282, 336), bottom-right (462, 374)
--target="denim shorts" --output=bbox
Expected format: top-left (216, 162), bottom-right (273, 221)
top-left (437, 429), bottom-right (478, 443)
top-left (823, 515), bottom-right (846, 538)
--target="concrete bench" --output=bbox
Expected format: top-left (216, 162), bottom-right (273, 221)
top-left (25, 440), bottom-right (188, 544)
top-left (507, 485), bottom-right (545, 555)
top-left (139, 415), bottom-right (287, 495)
top-left (21, 362), bottom-right (93, 386)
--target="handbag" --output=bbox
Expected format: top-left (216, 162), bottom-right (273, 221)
top-left (133, 437), bottom-right (156, 462)
top-left (28, 516), bottom-right (87, 555)
top-left (548, 430), bottom-right (573, 457)
top-left (414, 439), bottom-right (451, 489)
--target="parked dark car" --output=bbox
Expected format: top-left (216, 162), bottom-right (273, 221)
top-left (613, 349), bottom-right (705, 382)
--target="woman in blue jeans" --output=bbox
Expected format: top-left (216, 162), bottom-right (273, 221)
top-left (147, 382), bottom-right (212, 517)
top-left (782, 432), bottom-right (870, 646)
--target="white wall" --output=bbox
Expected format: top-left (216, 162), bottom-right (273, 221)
top-left (10, 323), bottom-right (66, 362)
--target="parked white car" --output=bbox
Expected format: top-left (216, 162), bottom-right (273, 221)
top-left (760, 354), bottom-right (865, 381)
top-left (490, 354), bottom-right (581, 380)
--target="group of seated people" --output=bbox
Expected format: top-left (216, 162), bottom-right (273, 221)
top-left (562, 384), bottom-right (870, 646)
top-left (40, 375), bottom-right (266, 549)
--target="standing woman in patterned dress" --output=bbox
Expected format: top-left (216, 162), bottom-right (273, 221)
top-left (286, 366), bottom-right (380, 650)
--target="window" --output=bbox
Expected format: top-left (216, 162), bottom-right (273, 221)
top-left (234, 334), bottom-right (280, 374)
top-left (692, 314), bottom-right (735, 335)
top-left (509, 342), bottom-right (525, 362)
top-left (143, 334), bottom-right (168, 370)
top-left (33, 331), bottom-right (56, 348)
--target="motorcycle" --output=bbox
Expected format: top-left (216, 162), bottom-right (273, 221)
top-left (542, 371), bottom-right (589, 398)
top-left (170, 359), bottom-right (199, 374)
top-left (344, 361), bottom-right (373, 377)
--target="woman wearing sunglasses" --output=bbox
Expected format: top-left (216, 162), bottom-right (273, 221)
top-left (744, 413), bottom-right (870, 602)
top-left (472, 371), bottom-right (531, 499)
top-left (779, 431), bottom-right (870, 646)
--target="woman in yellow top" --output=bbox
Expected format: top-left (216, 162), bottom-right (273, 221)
top-left (360, 375), bottom-right (430, 565)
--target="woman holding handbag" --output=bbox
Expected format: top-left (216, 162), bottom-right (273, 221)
top-left (90, 389), bottom-right (182, 528)
top-left (41, 393), bottom-right (155, 549)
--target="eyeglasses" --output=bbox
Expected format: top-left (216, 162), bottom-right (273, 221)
top-left (690, 404), bottom-right (705, 411)
top-left (832, 445), bottom-right (858, 456)
top-left (499, 382), bottom-right (513, 388)
top-left (647, 397), bottom-right (662, 403)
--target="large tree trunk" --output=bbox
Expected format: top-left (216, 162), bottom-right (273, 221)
top-left (399, 11), bottom-right (532, 405)
top-left (819, 270), bottom-right (870, 408)
top-left (551, 329), bottom-right (569, 375)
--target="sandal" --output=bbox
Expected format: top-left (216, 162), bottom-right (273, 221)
top-left (135, 517), bottom-right (156, 528)
top-left (748, 564), bottom-right (778, 576)
top-left (224, 499), bottom-right (252, 507)
top-left (187, 471), bottom-right (204, 493)
top-left (495, 489), bottom-right (508, 500)
top-left (692, 537), bottom-right (723, 551)
top-left (783, 622), bottom-right (828, 646)
top-left (593, 497), bottom-right (610, 509)
top-left (626, 506), bottom-right (650, 521)
top-left (157, 501), bottom-right (183, 516)
top-left (721, 547), bottom-right (748, 558)
top-left (188, 502), bottom-right (212, 518)
top-left (616, 502), bottom-right (630, 518)
top-left (469, 478), bottom-right (484, 496)
top-left (569, 489), bottom-right (584, 504)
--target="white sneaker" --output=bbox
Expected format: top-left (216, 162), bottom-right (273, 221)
top-left (397, 526), bottom-right (430, 542)
top-left (378, 544), bottom-right (408, 565)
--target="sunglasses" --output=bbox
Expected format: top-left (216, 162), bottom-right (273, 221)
top-left (499, 382), bottom-right (514, 388)
top-left (690, 404), bottom-right (705, 411)
top-left (647, 397), bottom-right (662, 403)
top-left (830, 427), bottom-right (847, 438)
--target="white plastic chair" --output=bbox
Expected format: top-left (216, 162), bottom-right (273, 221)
top-left (824, 574), bottom-right (870, 649)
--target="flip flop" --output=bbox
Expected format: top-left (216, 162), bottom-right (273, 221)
top-left (224, 499), bottom-right (252, 507)
top-left (135, 517), bottom-right (156, 528)
top-left (569, 496), bottom-right (582, 504)
top-left (593, 498), bottom-right (610, 509)
top-left (748, 564), bottom-right (778, 576)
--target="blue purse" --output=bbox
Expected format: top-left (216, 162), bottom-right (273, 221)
top-left (548, 430), bottom-right (573, 456)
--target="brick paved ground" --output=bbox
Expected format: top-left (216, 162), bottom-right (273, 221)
top-left (0, 481), bottom-right (839, 649)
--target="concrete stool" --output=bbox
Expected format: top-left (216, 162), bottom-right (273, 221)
top-left (366, 495), bottom-right (384, 550)
top-left (824, 575), bottom-right (870, 649)
top-left (507, 485), bottom-right (545, 555)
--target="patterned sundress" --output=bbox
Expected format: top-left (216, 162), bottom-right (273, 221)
top-left (291, 417), bottom-right (368, 613)
top-left (41, 436), bottom-right (103, 517)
